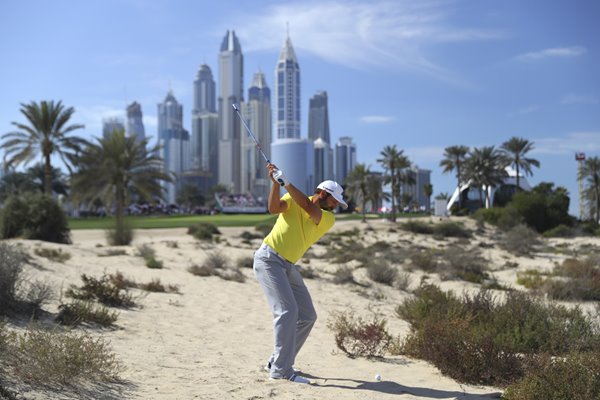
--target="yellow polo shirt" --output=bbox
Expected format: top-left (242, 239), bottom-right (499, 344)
top-left (264, 193), bottom-right (335, 263)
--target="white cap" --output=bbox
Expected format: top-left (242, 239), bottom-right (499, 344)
top-left (317, 180), bottom-right (348, 209)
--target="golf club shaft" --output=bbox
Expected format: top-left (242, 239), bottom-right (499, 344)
top-left (232, 103), bottom-right (270, 164)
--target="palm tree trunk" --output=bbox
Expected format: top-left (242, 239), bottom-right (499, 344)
top-left (361, 199), bottom-right (367, 223)
top-left (44, 153), bottom-right (52, 194)
top-left (116, 185), bottom-right (125, 242)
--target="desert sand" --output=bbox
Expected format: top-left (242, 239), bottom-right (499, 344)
top-left (6, 217), bottom-right (598, 399)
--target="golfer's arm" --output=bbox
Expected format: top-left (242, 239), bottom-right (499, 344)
top-left (268, 182), bottom-right (288, 214)
top-left (285, 183), bottom-right (322, 225)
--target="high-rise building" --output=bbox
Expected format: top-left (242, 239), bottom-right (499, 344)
top-left (158, 91), bottom-right (190, 204)
top-left (275, 34), bottom-right (300, 139)
top-left (241, 71), bottom-right (271, 201)
top-left (399, 166), bottom-right (432, 212)
top-left (335, 136), bottom-right (356, 185)
top-left (271, 138), bottom-right (314, 195)
top-left (126, 102), bottom-right (145, 143)
top-left (218, 30), bottom-right (244, 192)
top-left (102, 117), bottom-right (125, 139)
top-left (191, 64), bottom-right (219, 188)
top-left (308, 91), bottom-right (330, 143)
top-left (314, 138), bottom-right (333, 184)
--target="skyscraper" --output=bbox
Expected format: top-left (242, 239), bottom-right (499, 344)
top-left (102, 117), bottom-right (125, 139)
top-left (314, 137), bottom-right (334, 183)
top-left (271, 138), bottom-right (314, 195)
top-left (275, 34), bottom-right (300, 139)
top-left (218, 30), bottom-right (244, 192)
top-left (191, 64), bottom-right (219, 187)
top-left (126, 102), bottom-right (145, 143)
top-left (158, 91), bottom-right (190, 204)
top-left (241, 71), bottom-right (271, 200)
top-left (308, 91), bottom-right (330, 143)
top-left (335, 136), bottom-right (356, 186)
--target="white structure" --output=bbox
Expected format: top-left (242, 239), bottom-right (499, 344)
top-left (126, 102), bottom-right (145, 143)
top-left (241, 71), bottom-right (272, 201)
top-left (218, 30), bottom-right (244, 192)
top-left (314, 138), bottom-right (334, 184)
top-left (446, 167), bottom-right (531, 213)
top-left (271, 138), bottom-right (314, 195)
top-left (335, 136), bottom-right (356, 185)
top-left (275, 34), bottom-right (300, 139)
top-left (158, 91), bottom-right (190, 204)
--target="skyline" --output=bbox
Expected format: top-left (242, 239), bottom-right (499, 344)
top-left (1, 0), bottom-right (599, 216)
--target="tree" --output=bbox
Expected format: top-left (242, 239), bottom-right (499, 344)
top-left (26, 163), bottom-right (69, 196)
top-left (177, 184), bottom-right (205, 213)
top-left (345, 163), bottom-right (371, 222)
top-left (377, 145), bottom-right (410, 222)
top-left (464, 146), bottom-right (509, 208)
top-left (423, 183), bottom-right (433, 213)
top-left (440, 145), bottom-right (469, 210)
top-left (367, 173), bottom-right (389, 214)
top-left (0, 171), bottom-right (37, 201)
top-left (70, 129), bottom-right (172, 245)
top-left (500, 137), bottom-right (540, 191)
top-left (579, 156), bottom-right (600, 223)
top-left (1, 101), bottom-right (85, 194)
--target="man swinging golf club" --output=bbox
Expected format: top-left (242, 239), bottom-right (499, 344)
top-left (253, 162), bottom-right (348, 384)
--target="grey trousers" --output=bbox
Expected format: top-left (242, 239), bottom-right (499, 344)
top-left (253, 243), bottom-right (317, 379)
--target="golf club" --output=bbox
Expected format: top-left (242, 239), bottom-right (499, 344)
top-left (232, 103), bottom-right (285, 186)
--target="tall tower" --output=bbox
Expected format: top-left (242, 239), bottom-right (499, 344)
top-left (242, 71), bottom-right (271, 200)
top-left (126, 102), bottom-right (145, 143)
top-left (308, 91), bottom-right (330, 143)
top-left (275, 33), bottom-right (300, 139)
top-left (191, 64), bottom-right (219, 187)
top-left (335, 136), bottom-right (356, 185)
top-left (218, 30), bottom-right (244, 192)
top-left (102, 117), bottom-right (125, 139)
top-left (158, 91), bottom-right (190, 204)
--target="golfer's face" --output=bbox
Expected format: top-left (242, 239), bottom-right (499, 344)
top-left (320, 193), bottom-right (339, 211)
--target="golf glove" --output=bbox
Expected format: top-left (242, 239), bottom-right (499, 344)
top-left (273, 169), bottom-right (289, 187)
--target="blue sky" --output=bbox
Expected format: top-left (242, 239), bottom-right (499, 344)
top-left (1, 0), bottom-right (599, 216)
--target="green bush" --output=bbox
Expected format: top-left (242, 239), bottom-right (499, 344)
top-left (327, 311), bottom-right (393, 357)
top-left (409, 249), bottom-right (438, 272)
top-left (105, 221), bottom-right (134, 246)
top-left (0, 193), bottom-right (71, 244)
top-left (432, 221), bottom-right (471, 238)
top-left (366, 258), bottom-right (397, 286)
top-left (254, 222), bottom-right (273, 236)
top-left (34, 247), bottom-right (71, 263)
top-left (542, 224), bottom-right (575, 238)
top-left (0, 243), bottom-right (27, 314)
top-left (333, 266), bottom-right (355, 284)
top-left (66, 273), bottom-right (135, 308)
top-left (503, 352), bottom-right (600, 400)
top-left (472, 207), bottom-right (504, 226)
top-left (400, 219), bottom-right (433, 235)
top-left (440, 247), bottom-right (488, 283)
top-left (500, 224), bottom-right (542, 256)
top-left (187, 222), bottom-right (220, 241)
top-left (55, 300), bottom-right (119, 327)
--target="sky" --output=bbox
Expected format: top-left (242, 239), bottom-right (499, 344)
top-left (1, 0), bottom-right (599, 216)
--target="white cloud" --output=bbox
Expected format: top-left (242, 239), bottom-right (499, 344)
top-left (533, 132), bottom-right (600, 155)
top-left (229, 0), bottom-right (505, 81)
top-left (561, 94), bottom-right (598, 105)
top-left (360, 115), bottom-right (395, 123)
top-left (514, 46), bottom-right (587, 62)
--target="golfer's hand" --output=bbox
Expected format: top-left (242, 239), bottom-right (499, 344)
top-left (268, 163), bottom-right (288, 186)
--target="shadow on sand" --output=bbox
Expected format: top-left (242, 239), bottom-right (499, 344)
top-left (304, 374), bottom-right (502, 399)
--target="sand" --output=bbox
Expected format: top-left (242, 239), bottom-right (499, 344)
top-left (4, 217), bottom-right (598, 399)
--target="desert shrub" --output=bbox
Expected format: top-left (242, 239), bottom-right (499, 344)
top-left (204, 251), bottom-right (229, 269)
top-left (439, 247), bottom-right (489, 283)
top-left (400, 219), bottom-right (433, 235)
top-left (0, 193), bottom-right (71, 244)
top-left (98, 249), bottom-right (128, 257)
top-left (0, 243), bottom-right (26, 314)
top-left (2, 325), bottom-right (122, 384)
top-left (237, 256), bottom-right (254, 269)
top-left (136, 244), bottom-right (155, 259)
top-left (298, 266), bottom-right (317, 279)
top-left (366, 258), bottom-right (397, 286)
top-left (507, 183), bottom-right (573, 233)
top-left (516, 269), bottom-right (547, 290)
top-left (254, 222), bottom-right (273, 236)
top-left (541, 258), bottom-right (600, 301)
top-left (333, 266), bottom-right (355, 285)
top-left (188, 264), bottom-right (214, 277)
top-left (105, 222), bottom-right (134, 246)
top-left (139, 278), bottom-right (179, 293)
top-left (55, 300), bottom-right (119, 327)
top-left (240, 230), bottom-right (262, 241)
top-left (145, 256), bottom-right (163, 269)
top-left (503, 352), bottom-right (600, 400)
top-left (472, 207), bottom-right (504, 226)
top-left (409, 249), bottom-right (438, 272)
top-left (327, 311), bottom-right (393, 357)
top-left (66, 273), bottom-right (135, 308)
top-left (394, 272), bottom-right (412, 291)
top-left (432, 221), bottom-right (471, 238)
top-left (542, 224), bottom-right (575, 238)
top-left (187, 222), bottom-right (220, 241)
top-left (165, 240), bottom-right (179, 248)
top-left (22, 280), bottom-right (53, 309)
top-left (34, 247), bottom-right (71, 263)
top-left (396, 284), bottom-right (600, 386)
top-left (218, 268), bottom-right (246, 283)
top-left (500, 224), bottom-right (542, 256)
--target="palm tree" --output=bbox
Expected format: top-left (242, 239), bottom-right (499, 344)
top-left (500, 137), bottom-right (540, 191)
top-left (464, 146), bottom-right (509, 208)
top-left (345, 163), bottom-right (371, 222)
top-left (579, 156), bottom-right (600, 222)
top-left (70, 128), bottom-right (172, 245)
top-left (26, 163), bottom-right (69, 196)
top-left (440, 145), bottom-right (469, 210)
top-left (377, 145), bottom-right (410, 222)
top-left (1, 101), bottom-right (85, 194)
top-left (367, 173), bottom-right (389, 215)
top-left (423, 183), bottom-right (433, 213)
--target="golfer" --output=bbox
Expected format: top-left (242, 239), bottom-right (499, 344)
top-left (253, 162), bottom-right (348, 384)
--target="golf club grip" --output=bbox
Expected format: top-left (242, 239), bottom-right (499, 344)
top-left (273, 170), bottom-right (286, 187)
